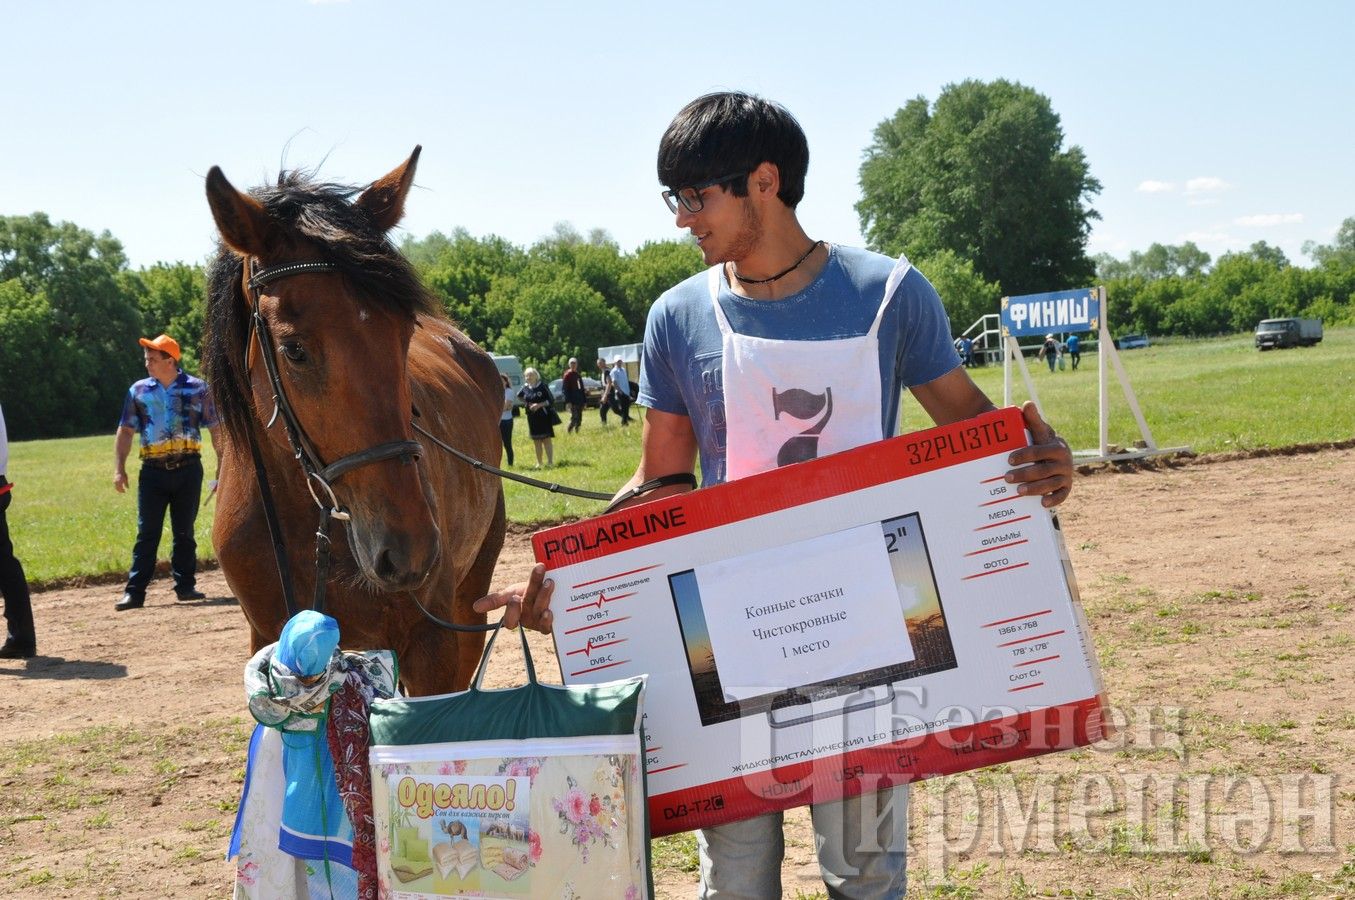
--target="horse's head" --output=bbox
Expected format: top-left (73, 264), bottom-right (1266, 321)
top-left (204, 148), bottom-right (442, 591)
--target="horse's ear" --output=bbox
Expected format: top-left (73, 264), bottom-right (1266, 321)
top-left (356, 145), bottom-right (421, 232)
top-left (206, 166), bottom-right (277, 257)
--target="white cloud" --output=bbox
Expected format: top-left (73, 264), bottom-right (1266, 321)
top-left (1185, 176), bottom-right (1231, 195)
top-left (1136, 180), bottom-right (1175, 193)
top-left (1087, 233), bottom-right (1132, 255)
top-left (1181, 230), bottom-right (1233, 246)
top-left (1234, 213), bottom-right (1304, 227)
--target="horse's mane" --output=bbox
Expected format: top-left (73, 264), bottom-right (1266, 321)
top-left (204, 169), bottom-right (439, 442)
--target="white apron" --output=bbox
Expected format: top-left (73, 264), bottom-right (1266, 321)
top-left (709, 255), bottom-right (912, 482)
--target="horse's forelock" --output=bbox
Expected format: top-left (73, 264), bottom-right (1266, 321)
top-left (202, 168), bottom-right (440, 443)
top-left (254, 170), bottom-right (436, 320)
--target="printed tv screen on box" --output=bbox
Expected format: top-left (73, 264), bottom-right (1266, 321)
top-left (534, 407), bottom-right (1107, 836)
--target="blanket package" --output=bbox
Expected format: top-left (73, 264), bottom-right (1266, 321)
top-left (368, 626), bottom-right (650, 899)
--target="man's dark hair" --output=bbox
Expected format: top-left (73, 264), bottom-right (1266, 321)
top-left (657, 92), bottom-right (809, 209)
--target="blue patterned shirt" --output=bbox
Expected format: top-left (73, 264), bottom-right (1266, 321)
top-left (118, 371), bottom-right (219, 460)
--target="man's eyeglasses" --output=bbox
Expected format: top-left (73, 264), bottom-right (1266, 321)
top-left (661, 172), bottom-right (746, 214)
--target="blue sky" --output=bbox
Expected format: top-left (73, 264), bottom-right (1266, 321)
top-left (3, 1), bottom-right (1351, 275)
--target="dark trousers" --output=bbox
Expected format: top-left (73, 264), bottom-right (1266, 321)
top-left (1070, 351), bottom-right (1081, 370)
top-left (0, 482), bottom-right (34, 644)
top-left (567, 402), bottom-right (584, 433)
top-left (611, 393), bottom-right (632, 425)
top-left (125, 460), bottom-right (203, 597)
top-left (499, 418), bottom-right (515, 466)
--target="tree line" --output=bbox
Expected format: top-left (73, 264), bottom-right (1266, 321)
top-left (3, 78), bottom-right (1352, 440)
top-left (0, 212), bottom-right (707, 441)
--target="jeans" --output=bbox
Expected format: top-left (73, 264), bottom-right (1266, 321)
top-left (567, 401), bottom-right (584, 433)
top-left (697, 784), bottom-right (909, 899)
top-left (499, 417), bottom-right (515, 466)
top-left (0, 482), bottom-right (34, 644)
top-left (125, 459), bottom-right (203, 597)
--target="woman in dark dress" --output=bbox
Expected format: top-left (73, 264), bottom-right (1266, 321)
top-left (517, 367), bottom-right (556, 468)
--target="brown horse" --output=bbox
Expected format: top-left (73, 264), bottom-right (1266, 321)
top-left (202, 147), bottom-right (505, 696)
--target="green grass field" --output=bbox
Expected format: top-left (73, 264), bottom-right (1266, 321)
top-left (7, 326), bottom-right (1352, 583)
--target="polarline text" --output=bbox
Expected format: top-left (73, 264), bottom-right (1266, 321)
top-left (541, 505), bottom-right (687, 560)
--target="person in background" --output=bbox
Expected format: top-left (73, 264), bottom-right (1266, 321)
top-left (1066, 332), bottom-right (1081, 370)
top-left (0, 403), bottom-right (36, 659)
top-left (517, 367), bottom-right (556, 468)
top-left (499, 373), bottom-right (516, 467)
top-left (1038, 333), bottom-right (1059, 372)
top-left (113, 334), bottom-right (221, 611)
top-left (561, 357), bottom-right (587, 433)
top-left (596, 357), bottom-right (611, 425)
top-left (609, 356), bottom-right (633, 425)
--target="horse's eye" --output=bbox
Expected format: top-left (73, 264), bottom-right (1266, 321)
top-left (281, 341), bottom-right (307, 363)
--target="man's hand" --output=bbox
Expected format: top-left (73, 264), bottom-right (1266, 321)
top-left (113, 472), bottom-right (128, 493)
top-left (1005, 401), bottom-right (1073, 508)
top-left (472, 563), bottom-right (555, 633)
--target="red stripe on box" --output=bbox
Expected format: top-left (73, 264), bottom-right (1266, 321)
top-left (974, 514), bottom-right (1032, 531)
top-left (533, 408), bottom-right (1030, 567)
top-left (571, 564), bottom-right (663, 589)
top-left (979, 474), bottom-right (1007, 484)
top-left (1015, 655), bottom-right (1060, 667)
top-left (1009, 682), bottom-right (1046, 692)
top-left (996, 629), bottom-right (1065, 648)
top-left (563, 616), bottom-right (631, 636)
top-left (646, 696), bottom-right (1107, 837)
top-left (981, 610), bottom-right (1053, 628)
top-left (962, 561), bottom-right (1030, 580)
top-left (568, 659), bottom-right (630, 677)
top-left (964, 539), bottom-right (1029, 557)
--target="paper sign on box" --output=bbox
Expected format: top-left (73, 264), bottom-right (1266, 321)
top-left (534, 407), bottom-right (1107, 836)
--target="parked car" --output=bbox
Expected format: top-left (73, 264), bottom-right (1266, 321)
top-left (1116, 334), bottom-right (1151, 350)
top-left (549, 376), bottom-right (604, 410)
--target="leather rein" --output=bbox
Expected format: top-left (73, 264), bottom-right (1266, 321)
top-left (239, 258), bottom-right (694, 631)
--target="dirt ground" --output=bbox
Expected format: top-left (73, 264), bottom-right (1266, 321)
top-left (2, 449), bottom-right (1352, 898)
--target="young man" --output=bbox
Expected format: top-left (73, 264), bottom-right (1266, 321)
top-left (609, 356), bottom-right (633, 425)
top-left (113, 334), bottom-right (221, 611)
top-left (561, 357), bottom-right (586, 433)
top-left (479, 91), bottom-right (1073, 898)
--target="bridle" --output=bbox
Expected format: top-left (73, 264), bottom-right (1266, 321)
top-left (238, 257), bottom-right (694, 630)
top-left (245, 259), bottom-right (423, 523)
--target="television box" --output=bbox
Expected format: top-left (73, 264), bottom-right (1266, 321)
top-left (534, 407), bottom-right (1107, 836)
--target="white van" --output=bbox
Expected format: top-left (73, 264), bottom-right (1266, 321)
top-left (491, 354), bottom-right (524, 406)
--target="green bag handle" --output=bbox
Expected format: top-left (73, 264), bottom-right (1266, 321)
top-left (470, 623), bottom-right (537, 692)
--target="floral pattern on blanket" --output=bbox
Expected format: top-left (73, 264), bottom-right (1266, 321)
top-left (371, 752), bottom-right (645, 897)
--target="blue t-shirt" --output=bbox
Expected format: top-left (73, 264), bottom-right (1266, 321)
top-left (638, 244), bottom-right (959, 484)
top-left (118, 371), bottom-right (219, 460)
top-left (1066, 335), bottom-right (1080, 353)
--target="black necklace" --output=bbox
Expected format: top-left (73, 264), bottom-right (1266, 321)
top-left (731, 240), bottom-right (823, 285)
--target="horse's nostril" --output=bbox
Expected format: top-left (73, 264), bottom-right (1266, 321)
top-left (375, 547), bottom-right (402, 581)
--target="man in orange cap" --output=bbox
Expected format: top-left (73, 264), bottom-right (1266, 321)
top-left (112, 334), bottom-right (221, 611)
